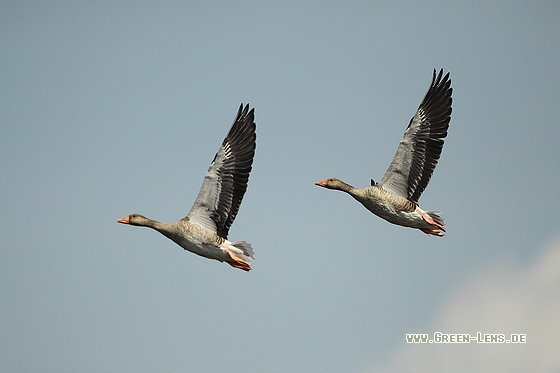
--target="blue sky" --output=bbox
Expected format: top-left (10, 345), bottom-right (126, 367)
top-left (2, 1), bottom-right (559, 372)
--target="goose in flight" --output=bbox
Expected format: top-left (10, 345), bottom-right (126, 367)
top-left (118, 104), bottom-right (257, 270)
top-left (316, 69), bottom-right (452, 236)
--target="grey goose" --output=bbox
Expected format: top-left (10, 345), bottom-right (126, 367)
top-left (316, 69), bottom-right (452, 236)
top-left (118, 104), bottom-right (257, 270)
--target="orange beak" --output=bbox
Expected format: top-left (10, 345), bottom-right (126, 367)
top-left (117, 216), bottom-right (130, 224)
top-left (315, 180), bottom-right (328, 186)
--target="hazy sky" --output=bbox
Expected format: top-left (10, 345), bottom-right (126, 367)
top-left (2, 1), bottom-right (559, 372)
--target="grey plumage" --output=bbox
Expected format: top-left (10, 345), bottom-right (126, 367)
top-left (118, 104), bottom-right (257, 270)
top-left (316, 70), bottom-right (452, 236)
top-left (185, 104), bottom-right (256, 239)
top-left (378, 69), bottom-right (452, 203)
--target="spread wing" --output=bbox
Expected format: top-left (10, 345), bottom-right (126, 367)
top-left (378, 69), bottom-right (452, 203)
top-left (185, 104), bottom-right (256, 238)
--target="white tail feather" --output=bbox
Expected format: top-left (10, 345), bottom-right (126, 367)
top-left (231, 241), bottom-right (254, 262)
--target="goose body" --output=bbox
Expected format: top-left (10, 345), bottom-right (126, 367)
top-left (118, 104), bottom-right (257, 271)
top-left (316, 70), bottom-right (452, 236)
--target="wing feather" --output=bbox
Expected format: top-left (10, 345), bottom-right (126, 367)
top-left (378, 69), bottom-right (452, 203)
top-left (185, 104), bottom-right (256, 238)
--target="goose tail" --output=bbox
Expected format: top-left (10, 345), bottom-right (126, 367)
top-left (231, 241), bottom-right (254, 262)
top-left (223, 241), bottom-right (254, 271)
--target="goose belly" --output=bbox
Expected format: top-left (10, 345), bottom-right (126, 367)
top-left (386, 209), bottom-right (428, 228)
top-left (176, 237), bottom-right (230, 262)
top-left (360, 200), bottom-right (428, 229)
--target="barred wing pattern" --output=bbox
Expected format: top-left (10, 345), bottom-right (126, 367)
top-left (185, 104), bottom-right (256, 239)
top-left (378, 69), bottom-right (452, 203)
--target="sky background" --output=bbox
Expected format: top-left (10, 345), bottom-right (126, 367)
top-left (2, 1), bottom-right (560, 372)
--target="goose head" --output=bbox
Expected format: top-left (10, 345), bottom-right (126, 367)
top-left (117, 214), bottom-right (151, 226)
top-left (315, 178), bottom-right (353, 191)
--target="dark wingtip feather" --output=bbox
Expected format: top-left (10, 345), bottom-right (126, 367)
top-left (408, 69), bottom-right (452, 202)
top-left (215, 103), bottom-right (257, 238)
